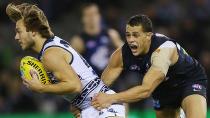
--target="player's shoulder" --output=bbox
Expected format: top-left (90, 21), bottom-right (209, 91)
top-left (153, 33), bottom-right (171, 42)
top-left (152, 33), bottom-right (177, 49)
top-left (158, 41), bottom-right (176, 49)
top-left (152, 41), bottom-right (177, 57)
top-left (42, 47), bottom-right (64, 62)
top-left (154, 33), bottom-right (170, 39)
top-left (41, 47), bottom-right (70, 71)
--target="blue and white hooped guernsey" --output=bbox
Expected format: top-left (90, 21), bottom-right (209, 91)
top-left (38, 36), bottom-right (110, 110)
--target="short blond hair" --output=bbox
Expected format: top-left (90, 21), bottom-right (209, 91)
top-left (6, 3), bottom-right (54, 39)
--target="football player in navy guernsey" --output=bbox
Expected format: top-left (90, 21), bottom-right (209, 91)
top-left (6, 3), bottom-right (125, 118)
top-left (92, 14), bottom-right (207, 118)
top-left (70, 3), bottom-right (123, 76)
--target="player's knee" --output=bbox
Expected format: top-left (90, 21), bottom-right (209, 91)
top-left (187, 114), bottom-right (206, 118)
top-left (182, 94), bottom-right (207, 118)
top-left (184, 106), bottom-right (206, 118)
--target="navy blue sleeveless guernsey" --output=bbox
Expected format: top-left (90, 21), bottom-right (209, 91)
top-left (80, 29), bottom-right (114, 75)
top-left (122, 33), bottom-right (207, 97)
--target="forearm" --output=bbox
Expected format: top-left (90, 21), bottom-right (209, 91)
top-left (40, 82), bottom-right (81, 94)
top-left (110, 67), bottom-right (165, 103)
top-left (110, 85), bottom-right (150, 103)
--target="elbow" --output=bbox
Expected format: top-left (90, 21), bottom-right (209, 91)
top-left (141, 86), bottom-right (152, 99)
top-left (143, 90), bottom-right (151, 98)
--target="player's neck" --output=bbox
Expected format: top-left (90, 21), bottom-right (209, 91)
top-left (84, 25), bottom-right (101, 36)
top-left (32, 36), bottom-right (47, 53)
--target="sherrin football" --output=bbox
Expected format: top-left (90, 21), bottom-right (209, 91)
top-left (20, 56), bottom-right (51, 84)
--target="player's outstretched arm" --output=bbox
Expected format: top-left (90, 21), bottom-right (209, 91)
top-left (110, 66), bottom-right (165, 103)
top-left (92, 66), bottom-right (165, 109)
top-left (109, 47), bottom-right (177, 103)
top-left (101, 48), bottom-right (123, 86)
top-left (39, 47), bottom-right (82, 94)
top-left (92, 46), bottom-right (178, 109)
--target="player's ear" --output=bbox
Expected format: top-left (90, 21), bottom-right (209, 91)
top-left (147, 32), bottom-right (152, 36)
top-left (146, 32), bottom-right (152, 39)
top-left (31, 31), bottom-right (37, 37)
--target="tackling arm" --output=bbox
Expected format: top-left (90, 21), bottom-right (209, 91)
top-left (110, 66), bottom-right (165, 103)
top-left (108, 46), bottom-right (177, 103)
top-left (101, 48), bottom-right (123, 86)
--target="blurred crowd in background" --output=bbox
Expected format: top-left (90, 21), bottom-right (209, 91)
top-left (0, 0), bottom-right (210, 114)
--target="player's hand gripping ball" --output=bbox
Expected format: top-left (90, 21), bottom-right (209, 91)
top-left (20, 56), bottom-right (51, 84)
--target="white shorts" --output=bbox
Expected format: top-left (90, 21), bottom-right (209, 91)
top-left (81, 104), bottom-right (125, 118)
top-left (81, 90), bottom-right (125, 118)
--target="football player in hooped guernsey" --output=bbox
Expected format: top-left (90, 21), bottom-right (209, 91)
top-left (6, 3), bottom-right (125, 118)
top-left (92, 15), bottom-right (207, 118)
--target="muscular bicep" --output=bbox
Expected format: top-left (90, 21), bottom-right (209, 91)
top-left (101, 48), bottom-right (123, 86)
top-left (150, 41), bottom-right (178, 76)
top-left (140, 41), bottom-right (178, 95)
top-left (38, 47), bottom-right (81, 94)
top-left (41, 47), bottom-right (80, 82)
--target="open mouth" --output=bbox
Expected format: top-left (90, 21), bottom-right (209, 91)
top-left (128, 44), bottom-right (139, 55)
top-left (129, 44), bottom-right (138, 50)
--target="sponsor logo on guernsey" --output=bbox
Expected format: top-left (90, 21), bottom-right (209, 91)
top-left (192, 84), bottom-right (202, 92)
top-left (153, 99), bottom-right (160, 109)
top-left (130, 64), bottom-right (140, 71)
top-left (145, 63), bottom-right (150, 71)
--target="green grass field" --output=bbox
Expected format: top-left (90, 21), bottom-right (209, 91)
top-left (0, 109), bottom-right (209, 118)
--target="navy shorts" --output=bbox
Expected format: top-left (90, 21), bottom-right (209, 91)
top-left (152, 80), bottom-right (207, 110)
